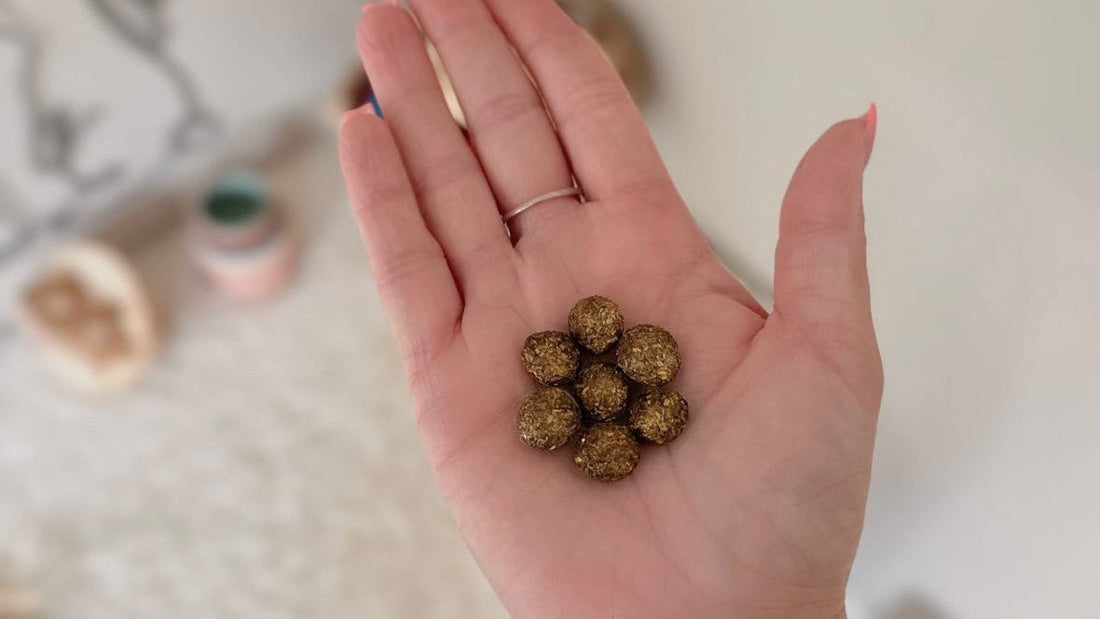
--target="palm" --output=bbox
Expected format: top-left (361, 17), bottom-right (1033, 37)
top-left (341, 2), bottom-right (882, 618)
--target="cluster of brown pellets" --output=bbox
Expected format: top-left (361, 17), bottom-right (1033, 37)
top-left (516, 296), bottom-right (688, 482)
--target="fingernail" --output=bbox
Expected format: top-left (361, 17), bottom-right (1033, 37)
top-left (341, 109), bottom-right (361, 128)
top-left (861, 102), bottom-right (878, 163)
top-left (362, 1), bottom-right (400, 17)
top-left (343, 101), bottom-right (376, 127)
top-left (863, 102), bottom-right (878, 142)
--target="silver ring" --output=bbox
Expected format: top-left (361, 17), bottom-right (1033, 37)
top-left (502, 187), bottom-right (582, 223)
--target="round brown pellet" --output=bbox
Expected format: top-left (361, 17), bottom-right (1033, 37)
top-left (574, 424), bottom-right (640, 482)
top-left (629, 388), bottom-right (688, 445)
top-left (517, 387), bottom-right (582, 451)
top-left (568, 296), bottom-right (624, 354)
top-left (522, 331), bottom-right (580, 386)
top-left (616, 325), bottom-right (680, 386)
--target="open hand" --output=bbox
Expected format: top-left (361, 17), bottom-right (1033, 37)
top-left (339, 1), bottom-right (882, 617)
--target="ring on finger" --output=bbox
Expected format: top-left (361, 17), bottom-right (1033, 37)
top-left (502, 187), bottom-right (584, 223)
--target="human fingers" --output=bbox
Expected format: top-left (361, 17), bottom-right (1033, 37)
top-left (339, 105), bottom-right (461, 375)
top-left (773, 106), bottom-right (882, 407)
top-left (408, 0), bottom-right (580, 239)
top-left (481, 0), bottom-right (680, 211)
top-left (359, 4), bottom-right (515, 295)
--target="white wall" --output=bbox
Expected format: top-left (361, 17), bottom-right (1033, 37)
top-left (625, 1), bottom-right (1100, 617)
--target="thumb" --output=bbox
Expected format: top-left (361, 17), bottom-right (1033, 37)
top-left (773, 106), bottom-right (881, 398)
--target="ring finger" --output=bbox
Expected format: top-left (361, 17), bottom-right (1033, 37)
top-left (408, 0), bottom-right (580, 240)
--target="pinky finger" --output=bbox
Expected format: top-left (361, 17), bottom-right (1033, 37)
top-left (339, 106), bottom-right (461, 370)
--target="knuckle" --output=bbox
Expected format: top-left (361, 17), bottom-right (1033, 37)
top-left (340, 114), bottom-right (387, 162)
top-left (521, 21), bottom-right (584, 63)
top-left (352, 179), bottom-right (409, 222)
top-left (557, 74), bottom-right (630, 129)
top-left (342, 125), bottom-right (415, 221)
top-left (408, 151), bottom-right (480, 203)
top-left (358, 4), bottom-right (415, 56)
top-left (467, 90), bottom-right (545, 135)
top-left (783, 212), bottom-right (865, 241)
top-left (420, 5), bottom-right (481, 48)
top-left (777, 283), bottom-right (857, 312)
top-left (373, 246), bottom-right (445, 293)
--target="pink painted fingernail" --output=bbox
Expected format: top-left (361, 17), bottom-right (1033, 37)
top-left (862, 102), bottom-right (878, 162)
top-left (863, 102), bottom-right (878, 141)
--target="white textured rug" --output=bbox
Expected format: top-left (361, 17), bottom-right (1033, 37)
top-left (0, 135), bottom-right (506, 618)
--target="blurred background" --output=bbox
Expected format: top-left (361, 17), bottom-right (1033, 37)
top-left (1, 0), bottom-right (1098, 617)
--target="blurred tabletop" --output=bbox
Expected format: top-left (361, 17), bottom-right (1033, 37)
top-left (0, 128), bottom-right (507, 618)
